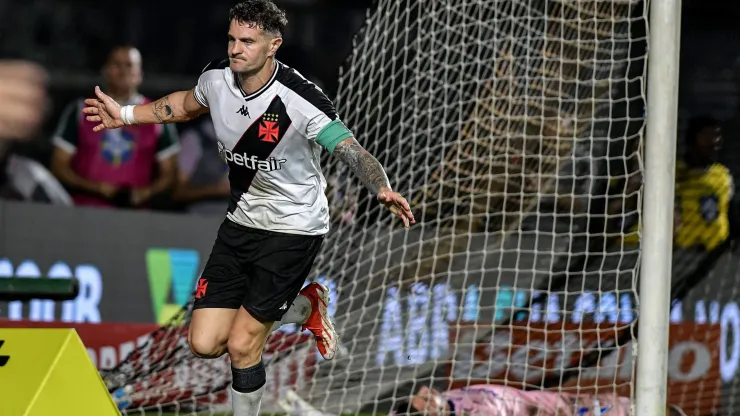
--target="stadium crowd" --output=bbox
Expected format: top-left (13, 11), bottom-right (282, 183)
top-left (0, 0), bottom-right (371, 222)
top-left (0, 45), bottom-right (358, 222)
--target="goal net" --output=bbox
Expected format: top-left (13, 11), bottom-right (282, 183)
top-left (102, 0), bottom-right (724, 415)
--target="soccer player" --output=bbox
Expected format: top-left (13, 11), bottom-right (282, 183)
top-left (81, 1), bottom-right (415, 415)
top-left (392, 385), bottom-right (687, 416)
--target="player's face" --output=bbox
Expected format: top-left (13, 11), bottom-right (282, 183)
top-left (228, 19), bottom-right (282, 75)
top-left (696, 126), bottom-right (722, 162)
top-left (103, 47), bottom-right (142, 94)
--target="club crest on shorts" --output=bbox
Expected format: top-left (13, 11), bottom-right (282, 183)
top-left (195, 278), bottom-right (209, 299)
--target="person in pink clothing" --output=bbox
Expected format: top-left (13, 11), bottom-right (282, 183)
top-left (392, 384), bottom-right (686, 416)
top-left (51, 45), bottom-right (179, 209)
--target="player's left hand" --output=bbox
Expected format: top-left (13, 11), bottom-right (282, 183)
top-left (378, 187), bottom-right (416, 228)
top-left (82, 86), bottom-right (125, 132)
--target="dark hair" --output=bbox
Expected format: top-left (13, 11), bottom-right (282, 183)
top-left (103, 45), bottom-right (139, 67)
top-left (391, 400), bottom-right (422, 416)
top-left (228, 0), bottom-right (288, 36)
top-left (685, 114), bottom-right (720, 147)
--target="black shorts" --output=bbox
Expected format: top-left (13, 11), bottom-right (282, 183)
top-left (193, 218), bottom-right (324, 322)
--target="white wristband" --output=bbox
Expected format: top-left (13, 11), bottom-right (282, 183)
top-left (120, 105), bottom-right (137, 125)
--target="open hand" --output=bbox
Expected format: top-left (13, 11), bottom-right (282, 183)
top-left (82, 86), bottom-right (124, 132)
top-left (378, 187), bottom-right (416, 228)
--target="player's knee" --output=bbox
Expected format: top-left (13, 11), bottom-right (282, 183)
top-left (226, 330), bottom-right (264, 367)
top-left (188, 334), bottom-right (228, 359)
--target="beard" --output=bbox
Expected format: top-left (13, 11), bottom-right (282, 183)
top-left (231, 55), bottom-right (271, 77)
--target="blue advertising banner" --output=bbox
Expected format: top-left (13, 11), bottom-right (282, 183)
top-left (0, 201), bottom-right (222, 323)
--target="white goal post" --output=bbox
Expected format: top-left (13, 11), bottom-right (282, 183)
top-left (635, 0), bottom-right (682, 415)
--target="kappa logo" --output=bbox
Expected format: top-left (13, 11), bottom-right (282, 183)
top-left (259, 113), bottom-right (280, 143)
top-left (236, 105), bottom-right (250, 117)
top-left (279, 302), bottom-right (288, 311)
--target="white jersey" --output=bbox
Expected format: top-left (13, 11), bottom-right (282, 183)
top-left (193, 59), bottom-right (353, 235)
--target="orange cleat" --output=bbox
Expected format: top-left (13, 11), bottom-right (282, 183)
top-left (299, 282), bottom-right (338, 360)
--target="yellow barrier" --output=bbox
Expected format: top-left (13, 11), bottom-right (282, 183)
top-left (0, 328), bottom-right (118, 416)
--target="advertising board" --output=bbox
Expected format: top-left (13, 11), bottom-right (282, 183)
top-left (0, 200), bottom-right (739, 411)
top-left (0, 201), bottom-right (221, 323)
top-left (447, 322), bottom-right (721, 415)
top-left (0, 320), bottom-right (159, 369)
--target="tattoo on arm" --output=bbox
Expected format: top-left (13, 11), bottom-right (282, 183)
top-left (334, 138), bottom-right (390, 195)
top-left (152, 97), bottom-right (175, 124)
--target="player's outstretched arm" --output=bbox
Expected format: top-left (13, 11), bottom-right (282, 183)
top-left (82, 86), bottom-right (208, 132)
top-left (333, 137), bottom-right (416, 228)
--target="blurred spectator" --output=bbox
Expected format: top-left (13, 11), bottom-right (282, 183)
top-left (324, 170), bottom-right (359, 225)
top-left (50, 46), bottom-right (179, 209)
top-left (2, 154), bottom-right (73, 205)
top-left (172, 118), bottom-right (230, 215)
top-left (0, 60), bottom-right (48, 142)
top-left (673, 115), bottom-right (734, 251)
top-left (0, 60), bottom-right (50, 201)
top-left (620, 115), bottom-right (733, 251)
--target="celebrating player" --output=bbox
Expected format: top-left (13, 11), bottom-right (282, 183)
top-left (392, 385), bottom-right (687, 416)
top-left (82, 1), bottom-right (415, 415)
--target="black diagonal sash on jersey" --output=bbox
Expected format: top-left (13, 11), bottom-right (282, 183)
top-left (228, 96), bottom-right (293, 214)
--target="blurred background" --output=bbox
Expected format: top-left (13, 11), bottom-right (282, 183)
top-left (0, 0), bottom-right (374, 213)
top-left (0, 0), bottom-right (740, 209)
top-left (0, 0), bottom-right (739, 210)
top-left (3, 0), bottom-right (740, 414)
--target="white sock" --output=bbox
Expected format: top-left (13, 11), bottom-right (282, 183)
top-left (231, 385), bottom-right (265, 416)
top-left (270, 294), bottom-right (311, 332)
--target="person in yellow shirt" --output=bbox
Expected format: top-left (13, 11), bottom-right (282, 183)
top-left (620, 115), bottom-right (733, 252)
top-left (673, 115), bottom-right (733, 252)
